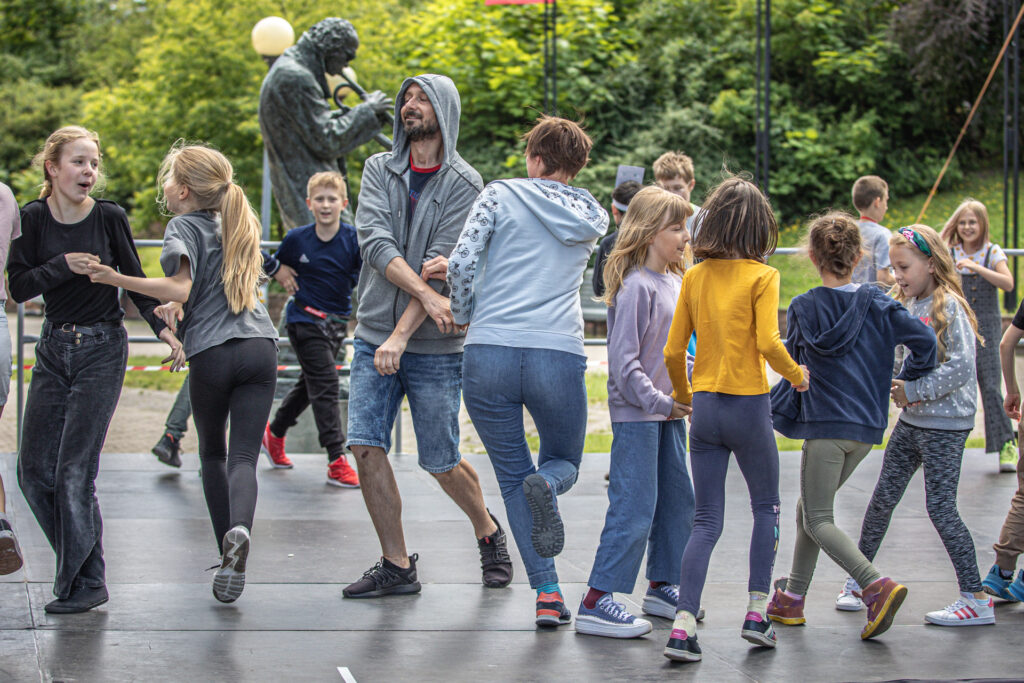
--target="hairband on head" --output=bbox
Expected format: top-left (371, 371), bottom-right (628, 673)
top-left (898, 227), bottom-right (932, 256)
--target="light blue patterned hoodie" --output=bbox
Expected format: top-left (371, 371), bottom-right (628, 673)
top-left (446, 178), bottom-right (608, 356)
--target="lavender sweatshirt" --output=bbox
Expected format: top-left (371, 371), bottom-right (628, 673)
top-left (608, 267), bottom-right (681, 422)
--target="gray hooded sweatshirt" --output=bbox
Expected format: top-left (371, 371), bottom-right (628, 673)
top-left (354, 74), bottom-right (483, 354)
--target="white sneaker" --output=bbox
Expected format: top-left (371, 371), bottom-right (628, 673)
top-left (925, 594), bottom-right (995, 626)
top-left (836, 577), bottom-right (864, 611)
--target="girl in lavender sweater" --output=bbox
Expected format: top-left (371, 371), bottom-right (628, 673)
top-left (575, 186), bottom-right (697, 638)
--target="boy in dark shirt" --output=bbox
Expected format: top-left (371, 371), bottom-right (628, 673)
top-left (260, 172), bottom-right (362, 487)
top-left (592, 180), bottom-right (642, 297)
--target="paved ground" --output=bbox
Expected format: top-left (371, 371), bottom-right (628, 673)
top-left (1, 444), bottom-right (1023, 682)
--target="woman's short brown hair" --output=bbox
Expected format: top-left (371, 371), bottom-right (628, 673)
top-left (521, 115), bottom-right (592, 179)
top-left (691, 177), bottom-right (778, 262)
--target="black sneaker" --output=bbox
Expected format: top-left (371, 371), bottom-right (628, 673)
top-left (478, 511), bottom-right (513, 588)
top-left (213, 525), bottom-right (250, 603)
top-left (45, 585), bottom-right (109, 614)
top-left (536, 590), bottom-right (572, 627)
top-left (343, 554), bottom-right (422, 598)
top-left (740, 611), bottom-right (777, 647)
top-left (0, 518), bottom-right (24, 576)
top-left (664, 628), bottom-right (702, 662)
top-left (523, 473), bottom-right (563, 558)
top-left (152, 432), bottom-right (182, 468)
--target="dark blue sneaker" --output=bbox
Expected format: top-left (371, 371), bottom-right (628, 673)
top-left (536, 590), bottom-right (572, 627)
top-left (641, 584), bottom-right (706, 621)
top-left (1009, 570), bottom-right (1024, 602)
top-left (741, 611), bottom-right (777, 647)
top-left (576, 594), bottom-right (652, 638)
top-left (664, 628), bottom-right (701, 662)
top-left (982, 564), bottom-right (1019, 602)
top-left (523, 473), bottom-right (563, 558)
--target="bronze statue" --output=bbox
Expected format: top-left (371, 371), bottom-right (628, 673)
top-left (258, 18), bottom-right (391, 229)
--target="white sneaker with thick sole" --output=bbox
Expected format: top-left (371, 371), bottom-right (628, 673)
top-left (836, 576), bottom-right (864, 611)
top-left (925, 595), bottom-right (995, 626)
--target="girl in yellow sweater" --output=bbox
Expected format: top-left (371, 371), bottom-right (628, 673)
top-left (662, 177), bottom-right (807, 663)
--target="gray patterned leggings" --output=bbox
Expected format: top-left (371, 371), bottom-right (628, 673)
top-left (858, 420), bottom-right (982, 593)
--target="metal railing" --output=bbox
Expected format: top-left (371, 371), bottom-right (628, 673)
top-left (13, 244), bottom-right (1024, 453)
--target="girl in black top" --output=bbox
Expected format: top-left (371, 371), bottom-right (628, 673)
top-left (8, 126), bottom-right (181, 614)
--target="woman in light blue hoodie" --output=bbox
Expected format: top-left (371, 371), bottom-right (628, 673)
top-left (447, 116), bottom-right (608, 627)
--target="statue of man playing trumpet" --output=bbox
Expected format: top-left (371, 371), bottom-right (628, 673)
top-left (259, 17), bottom-right (392, 229)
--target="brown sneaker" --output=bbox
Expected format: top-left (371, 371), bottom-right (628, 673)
top-left (860, 577), bottom-right (907, 640)
top-left (766, 577), bottom-right (806, 625)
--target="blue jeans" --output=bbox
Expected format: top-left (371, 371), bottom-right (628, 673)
top-left (18, 322), bottom-right (127, 598)
top-left (347, 339), bottom-right (462, 473)
top-left (588, 419), bottom-right (694, 593)
top-left (462, 344), bottom-right (587, 588)
top-left (677, 392), bottom-right (780, 615)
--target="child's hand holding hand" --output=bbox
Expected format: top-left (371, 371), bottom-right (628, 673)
top-left (86, 262), bottom-right (117, 284)
top-left (793, 365), bottom-right (810, 392)
top-left (670, 401), bottom-right (692, 420)
top-left (891, 379), bottom-right (910, 408)
top-left (1005, 391), bottom-right (1022, 421)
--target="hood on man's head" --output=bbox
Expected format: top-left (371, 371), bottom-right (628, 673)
top-left (392, 74), bottom-right (462, 166)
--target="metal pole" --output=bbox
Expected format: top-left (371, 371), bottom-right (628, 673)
top-left (1014, 0), bottom-right (1021, 312)
top-left (1005, 0), bottom-right (1012, 307)
top-left (552, 0), bottom-right (558, 116)
top-left (764, 0), bottom-right (772, 197)
top-left (755, 0), bottom-right (762, 189)
top-left (261, 146), bottom-right (272, 241)
top-left (542, 1), bottom-right (550, 114)
top-left (15, 302), bottom-right (24, 449)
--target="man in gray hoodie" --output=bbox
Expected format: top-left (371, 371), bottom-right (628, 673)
top-left (343, 74), bottom-right (512, 598)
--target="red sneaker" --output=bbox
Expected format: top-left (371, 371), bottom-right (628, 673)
top-left (260, 424), bottom-right (293, 469)
top-left (327, 456), bottom-right (359, 488)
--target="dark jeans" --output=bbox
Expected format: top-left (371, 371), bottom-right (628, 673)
top-left (189, 337), bottom-right (277, 553)
top-left (165, 374), bottom-right (191, 439)
top-left (270, 321), bottom-right (346, 460)
top-left (18, 321), bottom-right (127, 599)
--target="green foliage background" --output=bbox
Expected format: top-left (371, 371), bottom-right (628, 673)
top-left (0, 0), bottom-right (1012, 237)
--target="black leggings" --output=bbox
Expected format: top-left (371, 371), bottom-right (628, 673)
top-left (189, 337), bottom-right (277, 553)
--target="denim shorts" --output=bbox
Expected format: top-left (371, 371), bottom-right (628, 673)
top-left (346, 338), bottom-right (462, 473)
top-left (0, 304), bottom-right (11, 406)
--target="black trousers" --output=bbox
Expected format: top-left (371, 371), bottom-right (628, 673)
top-left (270, 321), bottom-right (347, 460)
top-left (189, 337), bottom-right (277, 553)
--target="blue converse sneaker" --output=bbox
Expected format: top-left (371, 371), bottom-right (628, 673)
top-left (641, 584), bottom-right (706, 621)
top-left (576, 593), bottom-right (652, 638)
top-left (1009, 570), bottom-right (1024, 602)
top-left (982, 564), bottom-right (1019, 602)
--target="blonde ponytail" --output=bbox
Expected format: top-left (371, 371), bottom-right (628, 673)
top-left (220, 182), bottom-right (264, 314)
top-left (159, 142), bottom-right (265, 314)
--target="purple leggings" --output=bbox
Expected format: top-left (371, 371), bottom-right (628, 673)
top-left (676, 392), bottom-right (781, 615)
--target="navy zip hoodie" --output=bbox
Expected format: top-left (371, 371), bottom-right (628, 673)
top-left (770, 285), bottom-right (938, 443)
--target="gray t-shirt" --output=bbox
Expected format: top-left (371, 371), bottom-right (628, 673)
top-left (853, 219), bottom-right (891, 286)
top-left (160, 211), bottom-right (278, 358)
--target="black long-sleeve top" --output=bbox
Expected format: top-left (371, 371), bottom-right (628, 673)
top-left (8, 198), bottom-right (167, 335)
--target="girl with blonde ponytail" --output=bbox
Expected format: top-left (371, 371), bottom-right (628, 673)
top-left (88, 142), bottom-right (278, 605)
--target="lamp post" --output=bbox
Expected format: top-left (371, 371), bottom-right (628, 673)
top-left (251, 16), bottom-right (295, 241)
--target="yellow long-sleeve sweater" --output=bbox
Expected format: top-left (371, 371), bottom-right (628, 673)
top-left (664, 258), bottom-right (804, 405)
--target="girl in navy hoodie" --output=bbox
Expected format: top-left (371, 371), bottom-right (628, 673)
top-left (767, 213), bottom-right (937, 639)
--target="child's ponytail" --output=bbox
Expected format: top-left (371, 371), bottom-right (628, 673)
top-left (159, 142), bottom-right (265, 314)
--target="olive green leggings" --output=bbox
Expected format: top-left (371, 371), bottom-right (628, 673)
top-left (785, 438), bottom-right (883, 596)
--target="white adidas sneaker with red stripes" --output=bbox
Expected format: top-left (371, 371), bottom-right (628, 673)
top-left (925, 594), bottom-right (996, 626)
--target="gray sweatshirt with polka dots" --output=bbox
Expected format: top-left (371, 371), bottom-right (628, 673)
top-left (900, 294), bottom-right (977, 431)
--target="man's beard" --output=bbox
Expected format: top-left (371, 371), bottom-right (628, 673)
top-left (405, 118), bottom-right (440, 142)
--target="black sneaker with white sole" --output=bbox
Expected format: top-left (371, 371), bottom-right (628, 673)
top-left (152, 432), bottom-right (182, 468)
top-left (523, 473), bottom-right (563, 558)
top-left (664, 628), bottom-right (702, 662)
top-left (213, 525), bottom-right (250, 603)
top-left (343, 554), bottom-right (422, 598)
top-left (740, 611), bottom-right (778, 647)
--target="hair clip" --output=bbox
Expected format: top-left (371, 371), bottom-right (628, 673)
top-left (898, 227), bottom-right (931, 256)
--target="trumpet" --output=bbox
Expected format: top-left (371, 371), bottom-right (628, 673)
top-left (332, 67), bottom-right (393, 150)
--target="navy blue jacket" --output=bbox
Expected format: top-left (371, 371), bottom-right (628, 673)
top-left (770, 285), bottom-right (937, 444)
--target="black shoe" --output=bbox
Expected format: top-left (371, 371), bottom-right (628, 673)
top-left (45, 585), bottom-right (109, 614)
top-left (0, 518), bottom-right (24, 576)
top-left (535, 590), bottom-right (572, 627)
top-left (152, 432), bottom-right (182, 468)
top-left (523, 473), bottom-right (563, 558)
top-left (477, 511), bottom-right (513, 588)
top-left (741, 612), bottom-right (778, 647)
top-left (664, 629), bottom-right (702, 662)
top-left (343, 554), bottom-right (421, 598)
